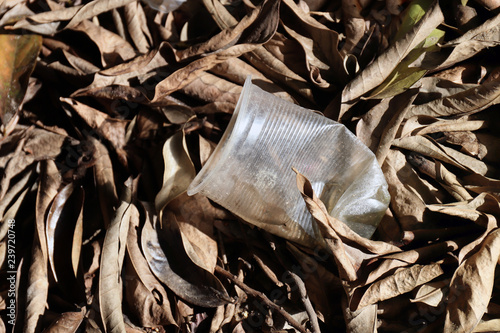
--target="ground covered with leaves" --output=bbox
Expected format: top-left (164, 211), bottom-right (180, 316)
top-left (1, 0), bottom-right (500, 332)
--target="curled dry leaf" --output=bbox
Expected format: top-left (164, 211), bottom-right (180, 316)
top-left (89, 136), bottom-right (118, 228)
top-left (444, 229), bottom-right (500, 333)
top-left (151, 0), bottom-right (280, 103)
top-left (342, 297), bottom-right (377, 333)
top-left (210, 57), bottom-right (296, 102)
top-left (407, 76), bottom-right (500, 118)
top-left (295, 169), bottom-right (400, 281)
top-left (125, 202), bottom-right (176, 327)
top-left (123, 1), bottom-right (152, 54)
top-left (99, 181), bottom-right (133, 333)
top-left (354, 263), bottom-right (444, 310)
top-left (382, 149), bottom-right (429, 229)
top-left (168, 193), bottom-right (218, 273)
top-left (71, 20), bottom-right (137, 68)
top-left (46, 182), bottom-right (85, 287)
top-left (7, 0), bottom-right (137, 34)
top-left (338, 0), bottom-right (443, 118)
top-left (0, 127), bottom-right (66, 202)
top-left (154, 130), bottom-right (195, 216)
top-left (61, 98), bottom-right (128, 160)
top-left (141, 212), bottom-right (231, 308)
top-left (21, 160), bottom-right (61, 333)
top-left (434, 13), bottom-right (500, 72)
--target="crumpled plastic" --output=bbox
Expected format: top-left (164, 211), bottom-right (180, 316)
top-left (188, 77), bottom-right (390, 248)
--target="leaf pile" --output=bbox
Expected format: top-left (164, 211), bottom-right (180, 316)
top-left (1, 0), bottom-right (500, 332)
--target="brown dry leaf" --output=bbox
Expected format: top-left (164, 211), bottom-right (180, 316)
top-left (463, 174), bottom-right (500, 200)
top-left (427, 193), bottom-right (500, 263)
top-left (356, 97), bottom-right (400, 153)
top-left (410, 117), bottom-right (487, 137)
top-left (202, 0), bottom-right (315, 101)
top-left (287, 242), bottom-right (343, 321)
top-left (434, 161), bottom-right (473, 201)
top-left (180, 72), bottom-right (242, 105)
top-left (295, 169), bottom-right (400, 281)
top-left (21, 160), bottom-right (60, 333)
top-left (7, 0), bottom-right (136, 34)
top-left (89, 136), bottom-right (118, 228)
top-left (375, 89), bottom-right (418, 165)
top-left (99, 181), bottom-right (133, 333)
top-left (434, 13), bottom-right (500, 72)
top-left (123, 1), bottom-right (152, 54)
top-left (245, 47), bottom-right (314, 102)
top-left (151, 0), bottom-right (280, 103)
top-left (280, 0), bottom-right (344, 88)
top-left (354, 263), bottom-right (444, 310)
top-left (282, 0), bottom-right (343, 75)
top-left (411, 279), bottom-right (449, 307)
top-left (23, 239), bottom-right (48, 333)
top-left (441, 131), bottom-right (487, 160)
top-left (175, 0), bottom-right (277, 61)
top-left (168, 193), bottom-right (218, 273)
top-left (61, 98), bottom-right (127, 156)
top-left (0, 168), bottom-right (32, 223)
top-left (61, 50), bottom-right (101, 75)
top-left (382, 149), bottom-right (430, 230)
top-left (340, 0), bottom-right (365, 57)
top-left (43, 309), bottom-right (85, 333)
top-left (209, 57), bottom-right (295, 103)
top-left (419, 77), bottom-right (479, 100)
top-left (407, 76), bottom-right (500, 118)
top-left (71, 20), bottom-right (137, 68)
top-left (443, 228), bottom-right (500, 333)
top-left (46, 182), bottom-right (84, 284)
top-left (343, 299), bottom-right (377, 333)
top-left (0, 127), bottom-right (66, 200)
top-left (338, 1), bottom-right (443, 118)
top-left (125, 202), bottom-right (176, 327)
top-left (392, 135), bottom-right (494, 176)
top-left (155, 131), bottom-right (195, 217)
top-left (141, 211), bottom-right (231, 307)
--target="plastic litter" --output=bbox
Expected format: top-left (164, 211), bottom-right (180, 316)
top-left (143, 0), bottom-right (186, 13)
top-left (188, 77), bottom-right (390, 247)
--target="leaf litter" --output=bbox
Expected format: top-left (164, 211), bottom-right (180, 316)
top-left (1, 0), bottom-right (500, 332)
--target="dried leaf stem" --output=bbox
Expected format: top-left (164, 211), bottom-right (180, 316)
top-left (214, 265), bottom-right (309, 333)
top-left (288, 271), bottom-right (321, 333)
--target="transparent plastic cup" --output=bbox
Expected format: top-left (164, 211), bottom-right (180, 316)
top-left (187, 77), bottom-right (390, 247)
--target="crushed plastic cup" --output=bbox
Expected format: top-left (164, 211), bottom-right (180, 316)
top-left (187, 77), bottom-right (390, 247)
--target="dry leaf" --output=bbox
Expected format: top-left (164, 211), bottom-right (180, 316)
top-left (355, 263), bottom-right (444, 310)
top-left (338, 1), bottom-right (443, 118)
top-left (99, 181), bottom-right (133, 333)
top-left (434, 13), bottom-right (500, 72)
top-left (444, 229), bottom-right (500, 333)
top-left (71, 20), bottom-right (137, 68)
top-left (0, 32), bottom-right (41, 129)
top-left (407, 76), bottom-right (500, 118)
top-left (46, 182), bottom-right (84, 285)
top-left (141, 211), bottom-right (231, 307)
top-left (7, 0), bottom-right (136, 34)
top-left (43, 310), bottom-right (85, 333)
top-left (125, 202), bottom-right (176, 327)
top-left (154, 130), bottom-right (195, 215)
